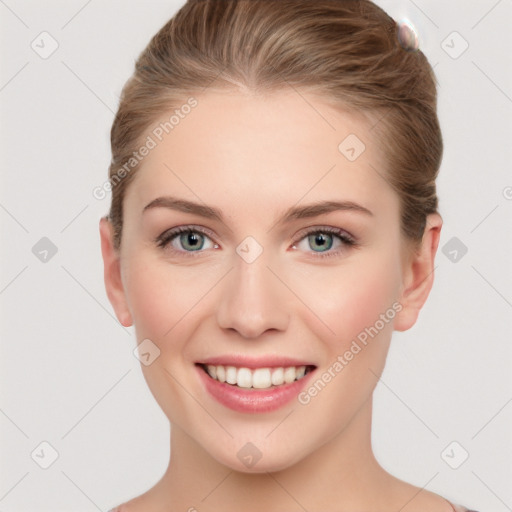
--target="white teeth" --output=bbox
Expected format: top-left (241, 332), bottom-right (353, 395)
top-left (206, 365), bottom-right (217, 379)
top-left (216, 365), bottom-right (226, 383)
top-left (237, 367), bottom-right (252, 388)
top-left (203, 364), bottom-right (309, 389)
top-left (271, 367), bottom-right (284, 386)
top-left (225, 366), bottom-right (237, 385)
top-left (252, 368), bottom-right (271, 389)
top-left (283, 367), bottom-right (296, 383)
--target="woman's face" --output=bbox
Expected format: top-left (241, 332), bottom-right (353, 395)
top-left (102, 89), bottom-right (432, 472)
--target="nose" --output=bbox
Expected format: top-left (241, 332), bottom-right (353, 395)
top-left (216, 250), bottom-right (289, 339)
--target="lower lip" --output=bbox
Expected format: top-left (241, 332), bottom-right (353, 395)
top-left (196, 365), bottom-right (315, 413)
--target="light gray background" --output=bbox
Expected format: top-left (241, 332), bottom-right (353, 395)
top-left (1, 0), bottom-right (511, 510)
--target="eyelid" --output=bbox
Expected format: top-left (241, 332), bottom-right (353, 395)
top-left (155, 224), bottom-right (357, 258)
top-left (292, 224), bottom-right (356, 245)
top-left (155, 225), bottom-right (218, 252)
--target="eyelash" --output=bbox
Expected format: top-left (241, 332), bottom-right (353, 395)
top-left (155, 225), bottom-right (357, 259)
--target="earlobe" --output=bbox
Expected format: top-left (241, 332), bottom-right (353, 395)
top-left (99, 217), bottom-right (133, 327)
top-left (394, 213), bottom-right (443, 332)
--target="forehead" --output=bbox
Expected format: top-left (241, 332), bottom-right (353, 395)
top-left (125, 89), bottom-right (397, 218)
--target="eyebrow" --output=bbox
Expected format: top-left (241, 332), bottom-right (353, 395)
top-left (143, 196), bottom-right (374, 224)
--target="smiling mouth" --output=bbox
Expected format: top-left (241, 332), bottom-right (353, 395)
top-left (198, 363), bottom-right (316, 390)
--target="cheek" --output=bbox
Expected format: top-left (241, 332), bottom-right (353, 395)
top-left (124, 263), bottom-right (170, 338)
top-left (123, 241), bottom-right (402, 350)
top-left (122, 254), bottom-right (221, 341)
top-left (338, 263), bottom-right (399, 341)
top-left (292, 254), bottom-right (401, 430)
top-left (121, 256), bottom-right (212, 422)
top-left (289, 249), bottom-right (401, 351)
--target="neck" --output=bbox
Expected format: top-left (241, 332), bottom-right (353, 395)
top-left (149, 396), bottom-right (391, 511)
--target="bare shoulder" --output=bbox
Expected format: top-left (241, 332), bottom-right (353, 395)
top-left (108, 498), bottom-right (147, 512)
top-left (108, 489), bottom-right (163, 512)
top-left (380, 475), bottom-right (457, 512)
top-left (108, 504), bottom-right (131, 512)
top-left (108, 501), bottom-right (140, 512)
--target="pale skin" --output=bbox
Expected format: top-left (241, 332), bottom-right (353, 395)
top-left (100, 89), bottom-right (450, 511)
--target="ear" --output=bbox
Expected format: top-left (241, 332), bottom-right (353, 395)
top-left (394, 213), bottom-right (443, 332)
top-left (99, 217), bottom-right (133, 327)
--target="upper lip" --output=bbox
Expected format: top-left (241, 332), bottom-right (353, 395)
top-left (197, 355), bottom-right (316, 369)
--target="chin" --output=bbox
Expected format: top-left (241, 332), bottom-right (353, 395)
top-left (204, 436), bottom-right (307, 474)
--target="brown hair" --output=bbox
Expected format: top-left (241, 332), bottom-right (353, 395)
top-left (108, 0), bottom-right (442, 251)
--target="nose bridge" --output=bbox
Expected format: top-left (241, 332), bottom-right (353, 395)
top-left (215, 242), bottom-right (289, 338)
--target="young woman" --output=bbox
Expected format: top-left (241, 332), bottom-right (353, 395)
top-left (100, 1), bottom-right (479, 510)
